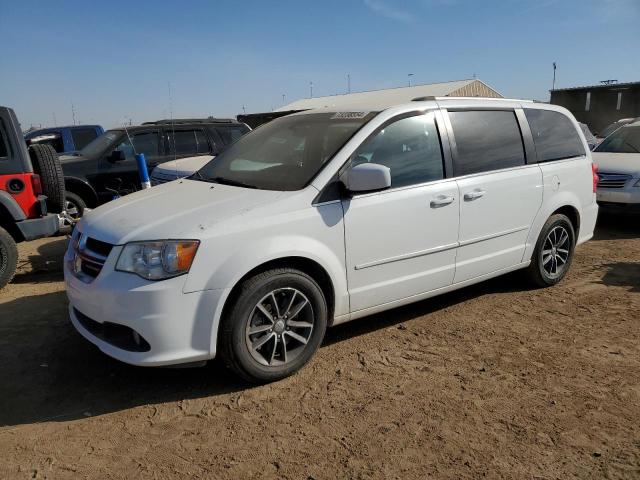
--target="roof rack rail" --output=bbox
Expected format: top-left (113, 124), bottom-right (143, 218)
top-left (142, 117), bottom-right (236, 125)
top-left (412, 96), bottom-right (534, 103)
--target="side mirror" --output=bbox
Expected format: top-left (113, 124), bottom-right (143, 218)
top-left (108, 150), bottom-right (126, 162)
top-left (340, 162), bottom-right (391, 193)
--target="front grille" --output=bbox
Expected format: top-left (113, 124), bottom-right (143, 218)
top-left (73, 234), bottom-right (113, 281)
top-left (74, 308), bottom-right (150, 352)
top-left (597, 172), bottom-right (632, 189)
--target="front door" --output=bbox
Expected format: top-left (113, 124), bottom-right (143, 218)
top-left (96, 129), bottom-right (161, 201)
top-left (342, 111), bottom-right (460, 313)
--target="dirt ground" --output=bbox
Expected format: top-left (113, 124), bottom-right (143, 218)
top-left (0, 214), bottom-right (639, 480)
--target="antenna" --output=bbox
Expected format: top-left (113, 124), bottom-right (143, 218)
top-left (168, 81), bottom-right (178, 182)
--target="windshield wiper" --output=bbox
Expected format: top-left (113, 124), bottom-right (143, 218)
top-left (209, 176), bottom-right (258, 189)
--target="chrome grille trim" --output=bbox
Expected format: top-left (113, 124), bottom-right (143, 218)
top-left (597, 172), bottom-right (633, 189)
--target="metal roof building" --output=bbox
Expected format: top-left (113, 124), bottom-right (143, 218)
top-left (275, 79), bottom-right (502, 112)
top-left (238, 79), bottom-right (502, 128)
top-left (550, 81), bottom-right (640, 134)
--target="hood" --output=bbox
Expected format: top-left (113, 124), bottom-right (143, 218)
top-left (154, 155), bottom-right (214, 176)
top-left (79, 179), bottom-right (285, 245)
top-left (592, 152), bottom-right (640, 175)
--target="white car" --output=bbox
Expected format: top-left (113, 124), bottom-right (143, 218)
top-left (592, 120), bottom-right (640, 212)
top-left (150, 155), bottom-right (214, 185)
top-left (64, 98), bottom-right (598, 382)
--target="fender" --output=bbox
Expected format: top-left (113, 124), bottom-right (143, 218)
top-left (187, 234), bottom-right (349, 358)
top-left (0, 190), bottom-right (26, 221)
top-left (64, 176), bottom-right (99, 207)
top-left (522, 189), bottom-right (582, 262)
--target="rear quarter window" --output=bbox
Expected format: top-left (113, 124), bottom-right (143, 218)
top-left (524, 109), bottom-right (585, 162)
top-left (71, 128), bottom-right (99, 150)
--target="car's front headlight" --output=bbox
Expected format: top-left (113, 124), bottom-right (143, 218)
top-left (115, 240), bottom-right (199, 280)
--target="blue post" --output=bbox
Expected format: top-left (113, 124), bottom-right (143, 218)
top-left (135, 153), bottom-right (151, 189)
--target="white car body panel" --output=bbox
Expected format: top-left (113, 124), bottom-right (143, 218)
top-left (150, 155), bottom-right (214, 184)
top-left (454, 164), bottom-right (543, 283)
top-left (343, 179), bottom-right (459, 312)
top-left (64, 99), bottom-right (598, 367)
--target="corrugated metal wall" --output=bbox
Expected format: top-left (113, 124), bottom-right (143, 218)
top-left (447, 80), bottom-right (503, 98)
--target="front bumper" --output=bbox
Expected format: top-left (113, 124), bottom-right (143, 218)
top-left (16, 213), bottom-right (59, 240)
top-left (596, 188), bottom-right (640, 205)
top-left (64, 245), bottom-right (227, 366)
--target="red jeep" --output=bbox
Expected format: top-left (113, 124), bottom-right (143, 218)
top-left (0, 106), bottom-right (64, 288)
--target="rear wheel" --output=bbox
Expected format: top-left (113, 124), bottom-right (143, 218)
top-left (29, 144), bottom-right (65, 213)
top-left (527, 214), bottom-right (576, 287)
top-left (0, 226), bottom-right (18, 289)
top-left (219, 268), bottom-right (328, 383)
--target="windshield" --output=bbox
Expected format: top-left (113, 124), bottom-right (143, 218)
top-left (599, 120), bottom-right (632, 139)
top-left (78, 130), bottom-right (123, 157)
top-left (195, 112), bottom-right (376, 190)
top-left (595, 126), bottom-right (640, 153)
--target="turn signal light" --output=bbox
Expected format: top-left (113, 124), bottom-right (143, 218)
top-left (31, 174), bottom-right (43, 195)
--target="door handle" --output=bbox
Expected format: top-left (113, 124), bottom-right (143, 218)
top-left (464, 189), bottom-right (486, 201)
top-left (430, 195), bottom-right (455, 208)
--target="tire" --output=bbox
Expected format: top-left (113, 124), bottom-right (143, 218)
top-left (219, 268), bottom-right (328, 383)
top-left (64, 191), bottom-right (86, 221)
top-left (527, 214), bottom-right (576, 287)
top-left (28, 144), bottom-right (65, 213)
top-left (0, 226), bottom-right (18, 289)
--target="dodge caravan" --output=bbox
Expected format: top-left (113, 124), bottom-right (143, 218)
top-left (64, 98), bottom-right (598, 382)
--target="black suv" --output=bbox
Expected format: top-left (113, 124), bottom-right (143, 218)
top-left (60, 118), bottom-right (250, 215)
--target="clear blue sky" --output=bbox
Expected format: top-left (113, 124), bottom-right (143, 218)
top-left (1, 0), bottom-right (638, 129)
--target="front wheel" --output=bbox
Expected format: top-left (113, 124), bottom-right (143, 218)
top-left (0, 226), bottom-right (18, 289)
top-left (527, 214), bottom-right (576, 287)
top-left (219, 268), bottom-right (328, 383)
top-left (64, 191), bottom-right (86, 222)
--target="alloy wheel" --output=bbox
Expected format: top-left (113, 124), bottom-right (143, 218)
top-left (245, 287), bottom-right (314, 366)
top-left (542, 225), bottom-right (570, 277)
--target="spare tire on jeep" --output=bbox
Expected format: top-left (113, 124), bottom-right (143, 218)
top-left (29, 144), bottom-right (65, 213)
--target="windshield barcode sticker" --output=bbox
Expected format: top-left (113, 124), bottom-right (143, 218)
top-left (330, 112), bottom-right (369, 120)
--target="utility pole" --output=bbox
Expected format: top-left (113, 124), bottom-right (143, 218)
top-left (282, 94), bottom-right (286, 104)
top-left (408, 73), bottom-right (414, 87)
top-left (347, 74), bottom-right (351, 94)
top-left (71, 101), bottom-right (76, 125)
top-left (310, 81), bottom-right (313, 98)
top-left (552, 62), bottom-right (557, 93)
top-left (52, 112), bottom-right (57, 127)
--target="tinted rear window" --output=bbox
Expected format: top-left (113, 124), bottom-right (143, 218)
top-left (524, 109), bottom-right (585, 162)
top-left (71, 128), bottom-right (99, 150)
top-left (449, 110), bottom-right (525, 176)
top-left (0, 120), bottom-right (9, 158)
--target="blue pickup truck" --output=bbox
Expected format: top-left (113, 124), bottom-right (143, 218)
top-left (25, 125), bottom-right (104, 154)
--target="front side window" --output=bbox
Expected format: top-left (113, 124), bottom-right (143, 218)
top-left (0, 120), bottom-right (9, 159)
top-left (525, 109), bottom-right (585, 162)
top-left (196, 112), bottom-right (375, 191)
top-left (216, 125), bottom-right (250, 145)
top-left (449, 110), bottom-right (525, 176)
top-left (595, 126), bottom-right (640, 153)
top-left (114, 132), bottom-right (160, 160)
top-left (166, 129), bottom-right (207, 156)
top-left (350, 112), bottom-right (444, 188)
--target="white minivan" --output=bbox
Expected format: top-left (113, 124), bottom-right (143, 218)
top-left (64, 98), bottom-right (598, 382)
